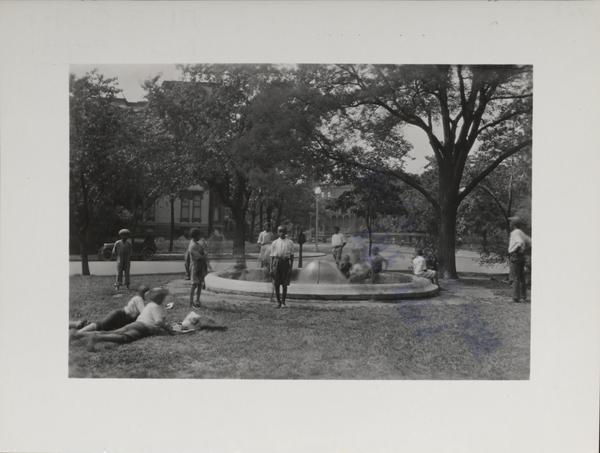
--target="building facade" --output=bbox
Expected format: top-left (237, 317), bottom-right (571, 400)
top-left (142, 185), bottom-right (228, 238)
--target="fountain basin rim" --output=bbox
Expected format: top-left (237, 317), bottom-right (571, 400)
top-left (205, 272), bottom-right (439, 301)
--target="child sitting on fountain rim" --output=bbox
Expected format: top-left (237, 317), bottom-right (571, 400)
top-left (412, 249), bottom-right (439, 286)
top-left (270, 225), bottom-right (294, 308)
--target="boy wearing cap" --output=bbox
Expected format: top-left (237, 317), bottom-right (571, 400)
top-left (86, 288), bottom-right (174, 351)
top-left (270, 226), bottom-right (294, 308)
top-left (508, 217), bottom-right (532, 303)
top-left (112, 229), bottom-right (132, 289)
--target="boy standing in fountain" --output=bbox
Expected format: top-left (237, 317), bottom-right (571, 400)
top-left (270, 225), bottom-right (294, 308)
top-left (331, 226), bottom-right (346, 268)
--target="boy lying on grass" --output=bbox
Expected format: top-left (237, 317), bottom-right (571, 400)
top-left (70, 284), bottom-right (150, 339)
top-left (85, 288), bottom-right (173, 352)
top-left (79, 289), bottom-right (228, 352)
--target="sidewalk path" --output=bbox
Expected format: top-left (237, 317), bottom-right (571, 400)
top-left (69, 246), bottom-right (507, 276)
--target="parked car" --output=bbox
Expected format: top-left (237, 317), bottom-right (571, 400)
top-left (97, 236), bottom-right (157, 261)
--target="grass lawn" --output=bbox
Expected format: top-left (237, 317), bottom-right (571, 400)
top-left (69, 274), bottom-right (530, 379)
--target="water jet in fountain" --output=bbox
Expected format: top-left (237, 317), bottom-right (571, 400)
top-left (296, 260), bottom-right (348, 284)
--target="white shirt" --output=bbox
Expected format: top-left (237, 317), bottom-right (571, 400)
top-left (331, 233), bottom-right (346, 247)
top-left (123, 294), bottom-right (145, 317)
top-left (257, 230), bottom-right (273, 245)
top-left (412, 256), bottom-right (428, 275)
top-left (188, 238), bottom-right (207, 261)
top-left (270, 238), bottom-right (294, 258)
top-left (136, 302), bottom-right (166, 327)
top-left (508, 228), bottom-right (531, 254)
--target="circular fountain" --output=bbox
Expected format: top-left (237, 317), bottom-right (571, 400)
top-left (204, 259), bottom-right (438, 301)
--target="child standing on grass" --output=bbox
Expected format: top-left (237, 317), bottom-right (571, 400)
top-left (86, 288), bottom-right (174, 352)
top-left (184, 232), bottom-right (195, 280)
top-left (112, 228), bottom-right (132, 290)
top-left (71, 285), bottom-right (150, 338)
top-left (188, 228), bottom-right (209, 308)
top-left (270, 225), bottom-right (294, 308)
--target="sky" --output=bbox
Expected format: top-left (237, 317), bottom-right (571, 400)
top-left (71, 64), bottom-right (432, 174)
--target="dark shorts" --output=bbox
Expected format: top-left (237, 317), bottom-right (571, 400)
top-left (191, 257), bottom-right (208, 285)
top-left (96, 309), bottom-right (136, 331)
top-left (113, 321), bottom-right (155, 341)
top-left (271, 257), bottom-right (292, 286)
top-left (332, 246), bottom-right (343, 262)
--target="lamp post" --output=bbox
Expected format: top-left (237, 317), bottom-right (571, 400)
top-left (314, 186), bottom-right (322, 252)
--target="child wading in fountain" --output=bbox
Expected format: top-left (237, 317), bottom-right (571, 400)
top-left (112, 229), bottom-right (133, 290)
top-left (188, 228), bottom-right (209, 308)
top-left (339, 254), bottom-right (352, 278)
top-left (331, 226), bottom-right (346, 268)
top-left (412, 249), bottom-right (439, 286)
top-left (270, 225), bottom-right (294, 308)
top-left (370, 247), bottom-right (389, 283)
top-left (86, 288), bottom-right (174, 352)
top-left (72, 285), bottom-right (150, 339)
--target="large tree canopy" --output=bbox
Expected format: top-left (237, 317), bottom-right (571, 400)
top-left (70, 71), bottom-right (144, 274)
top-left (145, 64), bottom-right (321, 257)
top-left (300, 64), bottom-right (533, 278)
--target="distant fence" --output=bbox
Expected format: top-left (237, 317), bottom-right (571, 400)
top-left (313, 232), bottom-right (427, 246)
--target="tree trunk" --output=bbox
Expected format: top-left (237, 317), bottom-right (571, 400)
top-left (207, 190), bottom-right (214, 236)
top-left (437, 200), bottom-right (459, 279)
top-left (78, 171), bottom-right (91, 276)
top-left (367, 212), bottom-right (372, 256)
top-left (79, 230), bottom-right (90, 276)
top-left (266, 205), bottom-right (273, 227)
top-left (259, 200), bottom-right (264, 229)
top-left (249, 203), bottom-right (257, 241)
top-left (231, 211), bottom-right (247, 265)
top-left (275, 201), bottom-right (283, 228)
top-left (169, 195), bottom-right (175, 252)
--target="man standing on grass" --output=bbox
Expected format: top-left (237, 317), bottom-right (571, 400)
top-left (331, 226), bottom-right (346, 268)
top-left (270, 225), bottom-right (294, 308)
top-left (508, 216), bottom-right (531, 303)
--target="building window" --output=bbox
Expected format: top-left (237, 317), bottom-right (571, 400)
top-left (192, 194), bottom-right (202, 222)
top-left (180, 198), bottom-right (190, 222)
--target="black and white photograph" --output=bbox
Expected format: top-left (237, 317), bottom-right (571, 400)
top-left (1, 2), bottom-right (599, 453)
top-left (68, 63), bottom-right (533, 379)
